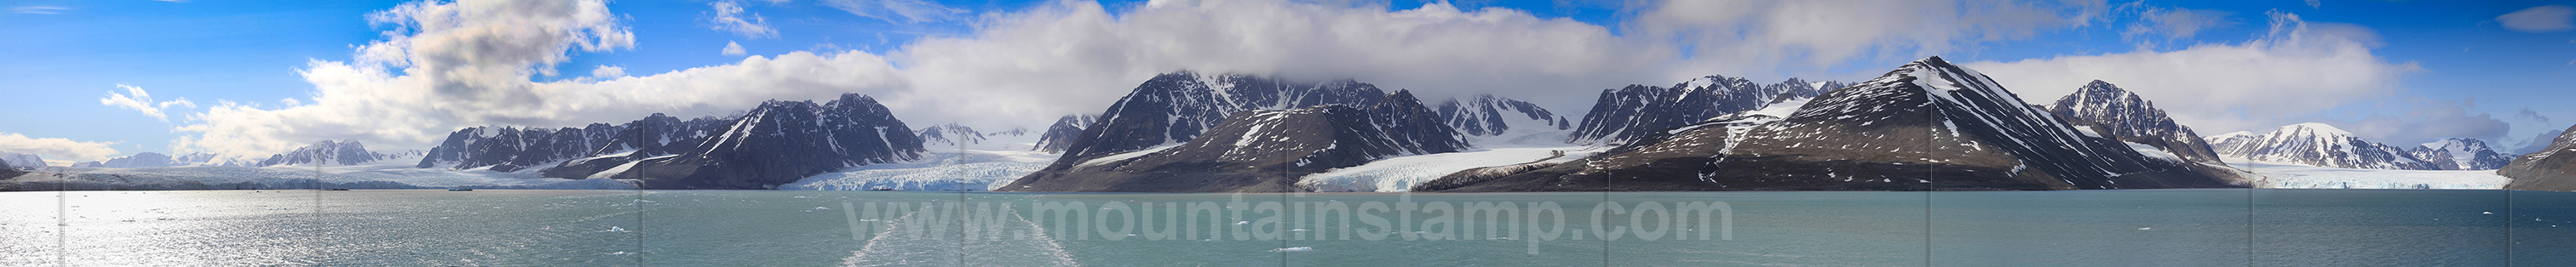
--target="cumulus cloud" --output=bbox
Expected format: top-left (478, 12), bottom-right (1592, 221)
top-left (2319, 98), bottom-right (2512, 145)
top-left (708, 0), bottom-right (777, 38)
top-left (98, 84), bottom-right (198, 122)
top-left (12, 6), bottom-right (68, 14)
top-left (1631, 0), bottom-right (2103, 76)
top-left (0, 133), bottom-right (119, 162)
top-left (722, 41), bottom-right (747, 55)
top-left (1967, 11), bottom-right (2419, 135)
top-left (2499, 4), bottom-right (2575, 32)
top-left (590, 65), bottom-right (625, 78)
top-left (824, 0), bottom-right (964, 23)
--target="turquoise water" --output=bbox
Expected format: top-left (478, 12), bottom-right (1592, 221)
top-left (2, 190), bottom-right (2568, 266)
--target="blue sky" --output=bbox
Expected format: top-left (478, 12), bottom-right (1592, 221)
top-left (1, 0), bottom-right (2570, 163)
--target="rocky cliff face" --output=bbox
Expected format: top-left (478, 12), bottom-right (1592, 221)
top-left (999, 90), bottom-right (1466, 192)
top-left (416, 123), bottom-right (624, 172)
top-left (1422, 57), bottom-right (2240, 192)
top-left (1436, 94), bottom-right (1565, 137)
top-left (533, 113), bottom-right (733, 179)
top-left (601, 94), bottom-right (928, 190)
top-left (1032, 115), bottom-right (1099, 154)
top-left (1050, 71), bottom-right (1390, 161)
top-left (1566, 76), bottom-right (1849, 145)
top-left (2504, 124), bottom-right (2576, 191)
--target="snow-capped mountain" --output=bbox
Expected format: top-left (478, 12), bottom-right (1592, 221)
top-left (1049, 71), bottom-right (1391, 160)
top-left (2409, 138), bottom-right (2514, 170)
top-left (1032, 114), bottom-right (1098, 154)
top-left (1436, 94), bottom-right (1567, 137)
top-left (2518, 128), bottom-right (2566, 154)
top-left (595, 94), bottom-right (928, 190)
top-left (2047, 80), bottom-right (2228, 164)
top-left (1001, 90), bottom-right (1466, 192)
top-left (2504, 124), bottom-right (2576, 190)
top-left (2208, 123), bottom-right (2441, 170)
top-left (419, 113), bottom-right (728, 173)
top-left (1422, 56), bottom-right (2239, 191)
top-left (253, 139), bottom-right (388, 167)
top-left (1566, 76), bottom-right (1849, 145)
top-left (0, 151), bottom-right (44, 168)
top-left (102, 152), bottom-right (179, 168)
top-left (916, 123), bottom-right (986, 147)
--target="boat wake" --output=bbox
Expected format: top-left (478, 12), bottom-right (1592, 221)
top-left (842, 205), bottom-right (1080, 266)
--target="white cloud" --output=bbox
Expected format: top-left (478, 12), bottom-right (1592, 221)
top-left (0, 133), bottom-right (119, 162)
top-left (591, 65), bottom-right (625, 77)
top-left (2499, 4), bottom-right (2575, 32)
top-left (12, 6), bottom-right (68, 14)
top-left (1630, 0), bottom-right (2104, 77)
top-left (709, 0), bottom-right (777, 38)
top-left (723, 41), bottom-right (747, 55)
top-left (2318, 98), bottom-right (2511, 145)
top-left (98, 84), bottom-right (198, 122)
top-left (164, 0), bottom-right (2131, 159)
top-left (1968, 11), bottom-right (2421, 135)
top-left (2122, 7), bottom-right (2231, 40)
top-left (823, 0), bottom-right (964, 23)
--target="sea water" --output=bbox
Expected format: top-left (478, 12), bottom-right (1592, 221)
top-left (1, 190), bottom-right (2568, 266)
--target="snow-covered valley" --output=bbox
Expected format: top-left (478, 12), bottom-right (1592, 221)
top-left (2227, 157), bottom-right (2510, 190)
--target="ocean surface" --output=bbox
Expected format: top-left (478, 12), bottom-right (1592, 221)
top-left (2, 189), bottom-right (2569, 266)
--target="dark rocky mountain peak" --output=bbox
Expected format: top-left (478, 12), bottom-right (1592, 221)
top-left (1566, 75), bottom-right (1849, 145)
top-left (1049, 71), bottom-right (1390, 160)
top-left (2046, 80), bottom-right (2227, 164)
top-left (999, 90), bottom-right (1467, 192)
top-left (1435, 94), bottom-right (1562, 137)
top-left (602, 94), bottom-right (928, 190)
top-left (1033, 114), bottom-right (1100, 154)
top-left (2504, 124), bottom-right (2576, 190)
top-left (1424, 56), bottom-right (2240, 191)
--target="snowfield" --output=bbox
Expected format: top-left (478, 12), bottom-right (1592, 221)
top-left (2227, 158), bottom-right (2508, 190)
top-left (782, 149), bottom-right (1057, 191)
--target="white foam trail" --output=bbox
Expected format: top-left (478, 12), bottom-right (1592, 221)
top-left (842, 206), bottom-right (1081, 266)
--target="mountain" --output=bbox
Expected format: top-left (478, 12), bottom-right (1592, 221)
top-left (1047, 71), bottom-right (1390, 161)
top-left (1435, 94), bottom-right (1567, 137)
top-left (1032, 114), bottom-right (1099, 154)
top-left (2047, 81), bottom-right (2227, 163)
top-left (419, 113), bottom-right (728, 174)
top-left (2518, 128), bottom-right (2566, 154)
top-left (254, 140), bottom-right (388, 167)
top-left (414, 124), bottom-right (623, 172)
top-left (2208, 123), bottom-right (2441, 170)
top-left (102, 152), bottom-right (179, 168)
top-left (0, 151), bottom-right (43, 168)
top-left (1566, 76), bottom-right (1850, 145)
top-left (2409, 139), bottom-right (2514, 170)
top-left (998, 90), bottom-right (1467, 192)
top-left (1420, 56), bottom-right (2240, 191)
top-left (917, 123), bottom-right (986, 147)
top-left (2504, 124), bottom-right (2576, 190)
top-left (536, 113), bottom-right (736, 179)
top-left (595, 94), bottom-right (928, 190)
